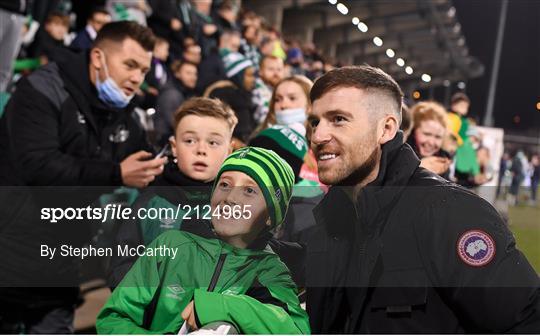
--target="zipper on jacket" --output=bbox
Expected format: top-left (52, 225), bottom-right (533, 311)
top-left (207, 253), bottom-right (227, 292)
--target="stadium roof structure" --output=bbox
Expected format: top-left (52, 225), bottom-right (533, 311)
top-left (244, 0), bottom-right (484, 91)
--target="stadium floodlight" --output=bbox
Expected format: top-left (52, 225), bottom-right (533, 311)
top-left (328, 0), bottom-right (338, 5)
top-left (357, 22), bottom-right (368, 32)
top-left (422, 74), bottom-right (432, 82)
top-left (405, 66), bottom-right (413, 75)
top-left (385, 48), bottom-right (395, 58)
top-left (373, 37), bottom-right (383, 47)
top-left (352, 17), bottom-right (360, 25)
top-left (396, 58), bottom-right (405, 67)
top-left (336, 3), bottom-right (348, 14)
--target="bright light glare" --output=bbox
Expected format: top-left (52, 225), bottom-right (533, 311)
top-left (352, 17), bottom-right (359, 25)
top-left (422, 74), bottom-right (432, 82)
top-left (396, 58), bottom-right (405, 67)
top-left (373, 36), bottom-right (383, 47)
top-left (357, 22), bottom-right (368, 32)
top-left (336, 3), bottom-right (348, 14)
top-left (405, 66), bottom-right (413, 75)
top-left (386, 48), bottom-right (395, 58)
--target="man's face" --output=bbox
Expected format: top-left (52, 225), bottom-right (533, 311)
top-left (452, 100), bottom-right (469, 116)
top-left (183, 45), bottom-right (202, 65)
top-left (260, 58), bottom-right (284, 87)
top-left (211, 171), bottom-right (269, 248)
top-left (171, 115), bottom-right (231, 182)
top-left (243, 25), bottom-right (259, 44)
top-left (89, 12), bottom-right (111, 33)
top-left (309, 87), bottom-right (381, 186)
top-left (92, 38), bottom-right (152, 97)
top-left (176, 63), bottom-right (198, 89)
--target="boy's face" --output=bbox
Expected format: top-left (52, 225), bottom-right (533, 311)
top-left (175, 63), bottom-right (198, 89)
top-left (170, 115), bottom-right (231, 182)
top-left (211, 171), bottom-right (270, 248)
top-left (153, 42), bottom-right (169, 61)
top-left (452, 101), bottom-right (469, 116)
top-left (45, 21), bottom-right (68, 41)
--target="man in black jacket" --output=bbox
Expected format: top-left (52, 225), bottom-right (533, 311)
top-left (0, 21), bottom-right (167, 333)
top-left (305, 66), bottom-right (539, 333)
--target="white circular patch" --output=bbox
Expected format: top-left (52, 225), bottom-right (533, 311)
top-left (457, 230), bottom-right (495, 267)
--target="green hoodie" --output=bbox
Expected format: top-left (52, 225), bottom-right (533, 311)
top-left (97, 230), bottom-right (310, 334)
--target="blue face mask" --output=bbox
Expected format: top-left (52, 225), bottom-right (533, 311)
top-left (275, 108), bottom-right (306, 126)
top-left (95, 51), bottom-right (134, 109)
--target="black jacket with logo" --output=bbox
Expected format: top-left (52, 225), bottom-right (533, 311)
top-left (306, 132), bottom-right (539, 333)
top-left (0, 51), bottom-right (148, 305)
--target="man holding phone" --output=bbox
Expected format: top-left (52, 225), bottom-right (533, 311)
top-left (0, 22), bottom-right (166, 333)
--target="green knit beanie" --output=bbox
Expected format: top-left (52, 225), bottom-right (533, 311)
top-left (213, 147), bottom-right (295, 228)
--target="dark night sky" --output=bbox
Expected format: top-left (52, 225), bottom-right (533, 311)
top-left (450, 0), bottom-right (540, 133)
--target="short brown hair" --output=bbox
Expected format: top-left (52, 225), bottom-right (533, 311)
top-left (310, 65), bottom-right (403, 121)
top-left (94, 21), bottom-right (155, 52)
top-left (410, 101), bottom-right (448, 130)
top-left (259, 55), bottom-right (283, 69)
top-left (173, 97), bottom-right (238, 135)
top-left (45, 11), bottom-right (70, 28)
top-left (451, 92), bottom-right (470, 105)
top-left (170, 60), bottom-right (197, 74)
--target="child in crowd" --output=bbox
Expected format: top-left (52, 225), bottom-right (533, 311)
top-left (97, 147), bottom-right (310, 334)
top-left (107, 97), bottom-right (236, 288)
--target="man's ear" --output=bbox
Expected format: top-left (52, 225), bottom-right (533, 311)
top-left (378, 114), bottom-right (399, 145)
top-left (89, 48), bottom-right (102, 70)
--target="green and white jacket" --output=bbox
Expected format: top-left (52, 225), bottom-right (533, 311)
top-left (97, 230), bottom-right (310, 334)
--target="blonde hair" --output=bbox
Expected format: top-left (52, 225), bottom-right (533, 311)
top-left (410, 101), bottom-right (448, 131)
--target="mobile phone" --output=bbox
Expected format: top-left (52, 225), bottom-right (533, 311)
top-left (156, 143), bottom-right (170, 158)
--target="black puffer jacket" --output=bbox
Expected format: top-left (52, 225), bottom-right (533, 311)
top-left (0, 51), bottom-right (149, 305)
top-left (306, 132), bottom-right (539, 333)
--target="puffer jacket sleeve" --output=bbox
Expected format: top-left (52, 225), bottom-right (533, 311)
top-left (415, 187), bottom-right (540, 332)
top-left (193, 256), bottom-right (311, 334)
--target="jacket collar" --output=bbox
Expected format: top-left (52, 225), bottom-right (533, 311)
top-left (150, 161), bottom-right (213, 205)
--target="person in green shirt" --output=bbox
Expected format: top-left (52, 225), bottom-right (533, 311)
top-left (96, 147), bottom-right (310, 334)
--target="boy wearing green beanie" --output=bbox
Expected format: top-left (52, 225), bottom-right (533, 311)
top-left (96, 147), bottom-right (310, 335)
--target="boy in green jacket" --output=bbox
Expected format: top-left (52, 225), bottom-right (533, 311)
top-left (107, 97), bottom-right (237, 288)
top-left (97, 147), bottom-right (311, 334)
